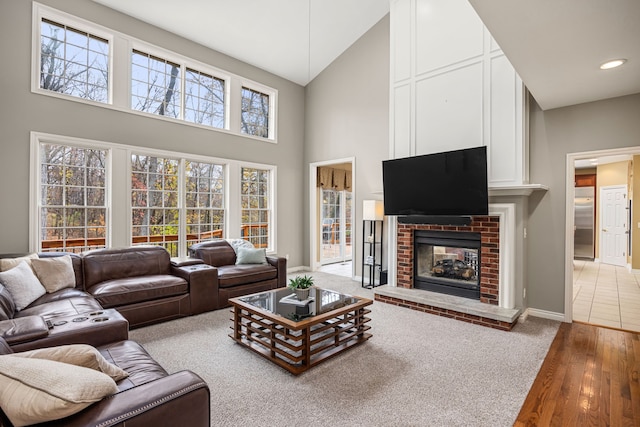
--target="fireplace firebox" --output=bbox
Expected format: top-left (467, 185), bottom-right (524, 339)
top-left (414, 230), bottom-right (481, 299)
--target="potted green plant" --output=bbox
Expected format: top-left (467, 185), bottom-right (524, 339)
top-left (288, 275), bottom-right (314, 300)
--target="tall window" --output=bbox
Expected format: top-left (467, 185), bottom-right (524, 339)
top-left (185, 68), bottom-right (225, 128)
top-left (131, 155), bottom-right (180, 255)
top-left (39, 144), bottom-right (108, 253)
top-left (186, 161), bottom-right (225, 248)
top-left (241, 87), bottom-right (270, 138)
top-left (39, 19), bottom-right (109, 103)
top-left (241, 167), bottom-right (271, 248)
top-left (131, 50), bottom-right (181, 118)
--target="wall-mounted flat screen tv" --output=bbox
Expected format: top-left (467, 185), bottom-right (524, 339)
top-left (382, 146), bottom-right (488, 217)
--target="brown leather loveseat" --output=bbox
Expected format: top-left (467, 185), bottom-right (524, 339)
top-left (188, 239), bottom-right (286, 308)
top-left (0, 337), bottom-right (210, 427)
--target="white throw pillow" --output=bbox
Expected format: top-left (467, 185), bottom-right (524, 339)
top-left (0, 261), bottom-right (46, 311)
top-left (0, 253), bottom-right (38, 272)
top-left (14, 344), bottom-right (129, 382)
top-left (0, 355), bottom-right (118, 427)
top-left (31, 255), bottom-right (76, 293)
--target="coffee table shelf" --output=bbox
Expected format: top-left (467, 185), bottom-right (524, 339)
top-left (229, 288), bottom-right (372, 375)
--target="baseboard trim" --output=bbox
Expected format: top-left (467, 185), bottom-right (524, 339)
top-left (287, 266), bottom-right (309, 274)
top-left (524, 307), bottom-right (565, 322)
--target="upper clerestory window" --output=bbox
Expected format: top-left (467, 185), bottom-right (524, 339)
top-left (39, 18), bottom-right (109, 103)
top-left (131, 50), bottom-right (181, 118)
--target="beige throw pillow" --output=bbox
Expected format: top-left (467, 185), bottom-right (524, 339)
top-left (0, 261), bottom-right (46, 311)
top-left (0, 253), bottom-right (38, 272)
top-left (0, 355), bottom-right (118, 427)
top-left (14, 344), bottom-right (129, 381)
top-left (31, 255), bottom-right (76, 293)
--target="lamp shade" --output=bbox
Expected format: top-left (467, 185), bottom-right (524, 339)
top-left (363, 200), bottom-right (384, 221)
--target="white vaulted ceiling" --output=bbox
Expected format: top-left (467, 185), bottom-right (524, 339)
top-left (93, 0), bottom-right (640, 109)
top-left (91, 0), bottom-right (390, 86)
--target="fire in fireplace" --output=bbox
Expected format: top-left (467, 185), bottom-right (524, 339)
top-left (414, 230), bottom-right (481, 299)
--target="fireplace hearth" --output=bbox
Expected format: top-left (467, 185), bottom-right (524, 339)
top-left (414, 230), bottom-right (481, 299)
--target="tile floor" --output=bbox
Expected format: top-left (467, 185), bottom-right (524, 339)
top-left (573, 260), bottom-right (640, 333)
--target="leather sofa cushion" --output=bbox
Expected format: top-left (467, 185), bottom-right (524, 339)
top-left (83, 246), bottom-right (172, 290)
top-left (98, 340), bottom-right (168, 392)
top-left (17, 296), bottom-right (103, 319)
top-left (29, 288), bottom-right (91, 306)
top-left (89, 275), bottom-right (188, 308)
top-left (217, 264), bottom-right (277, 288)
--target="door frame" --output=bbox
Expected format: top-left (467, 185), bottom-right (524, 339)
top-left (309, 157), bottom-right (355, 274)
top-left (564, 146), bottom-right (640, 323)
top-left (599, 184), bottom-right (628, 267)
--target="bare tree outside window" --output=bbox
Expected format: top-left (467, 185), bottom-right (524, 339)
top-left (241, 87), bottom-right (270, 138)
top-left (40, 144), bottom-right (107, 252)
top-left (131, 50), bottom-right (181, 118)
top-left (40, 19), bottom-right (109, 103)
top-left (185, 69), bottom-right (225, 128)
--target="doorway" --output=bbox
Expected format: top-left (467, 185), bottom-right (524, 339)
top-left (567, 149), bottom-right (640, 333)
top-left (309, 158), bottom-right (355, 277)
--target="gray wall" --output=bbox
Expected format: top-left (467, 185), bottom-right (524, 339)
top-left (0, 0), bottom-right (305, 264)
top-left (528, 93), bottom-right (640, 313)
top-left (304, 15), bottom-right (390, 275)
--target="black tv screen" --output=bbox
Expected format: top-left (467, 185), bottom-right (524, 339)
top-left (382, 146), bottom-right (488, 217)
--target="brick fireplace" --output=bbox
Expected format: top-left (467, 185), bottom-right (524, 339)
top-left (374, 208), bottom-right (521, 331)
top-left (397, 216), bottom-right (500, 304)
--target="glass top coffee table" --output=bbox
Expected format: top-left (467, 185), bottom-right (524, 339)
top-left (229, 287), bottom-right (372, 375)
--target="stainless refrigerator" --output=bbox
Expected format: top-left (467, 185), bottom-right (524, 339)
top-left (574, 186), bottom-right (595, 259)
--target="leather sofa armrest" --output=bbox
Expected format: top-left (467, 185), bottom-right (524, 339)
top-left (0, 316), bottom-right (49, 345)
top-left (266, 256), bottom-right (287, 289)
top-left (170, 257), bottom-right (205, 267)
top-left (47, 370), bottom-right (211, 427)
top-left (171, 264), bottom-right (219, 313)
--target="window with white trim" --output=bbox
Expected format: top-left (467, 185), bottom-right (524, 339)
top-left (33, 133), bottom-right (276, 256)
top-left (131, 50), bottom-right (181, 118)
top-left (39, 143), bottom-right (108, 253)
top-left (131, 155), bottom-right (180, 255)
top-left (185, 68), bottom-right (226, 128)
top-left (240, 167), bottom-right (271, 248)
top-left (241, 87), bottom-right (271, 138)
top-left (39, 18), bottom-right (109, 103)
top-left (33, 3), bottom-right (278, 141)
top-left (185, 161), bottom-right (225, 247)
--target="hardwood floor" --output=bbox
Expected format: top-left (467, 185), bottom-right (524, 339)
top-left (514, 322), bottom-right (640, 426)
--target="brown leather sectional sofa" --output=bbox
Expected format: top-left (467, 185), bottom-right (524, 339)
top-left (188, 239), bottom-right (287, 308)
top-left (0, 242), bottom-right (288, 426)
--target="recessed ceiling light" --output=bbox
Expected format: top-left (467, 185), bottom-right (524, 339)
top-left (600, 59), bottom-right (627, 70)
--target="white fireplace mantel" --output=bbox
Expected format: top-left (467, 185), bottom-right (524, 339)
top-left (489, 184), bottom-right (549, 197)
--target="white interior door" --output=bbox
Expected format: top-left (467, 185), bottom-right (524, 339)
top-left (600, 185), bottom-right (628, 266)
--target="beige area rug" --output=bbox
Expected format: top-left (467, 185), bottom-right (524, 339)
top-left (129, 271), bottom-right (559, 427)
